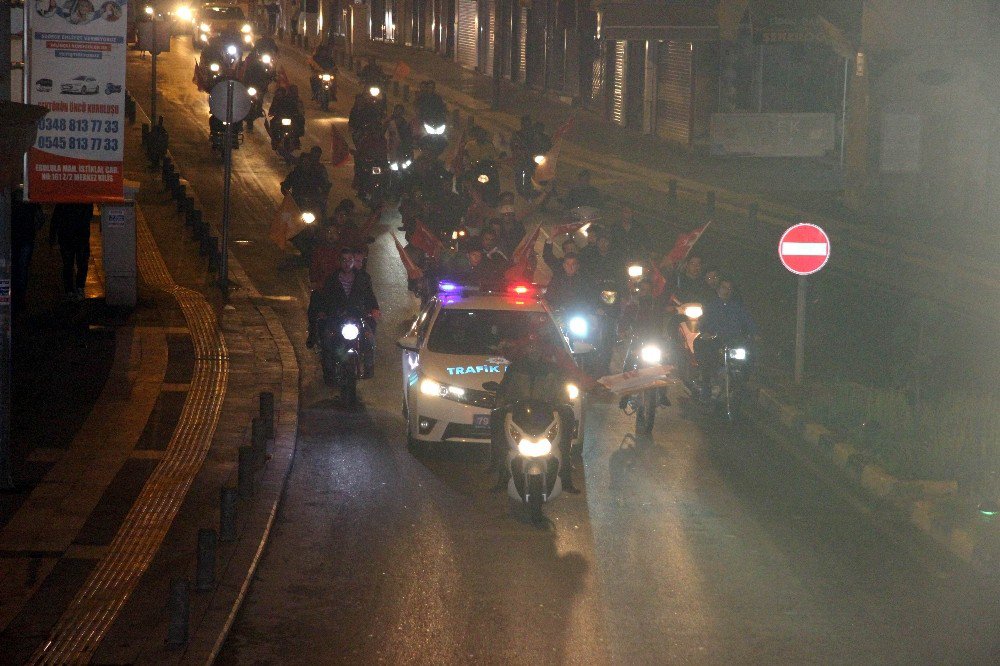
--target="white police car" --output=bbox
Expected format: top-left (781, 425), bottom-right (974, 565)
top-left (398, 282), bottom-right (587, 451)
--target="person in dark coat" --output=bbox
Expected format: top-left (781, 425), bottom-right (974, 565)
top-left (306, 247), bottom-right (381, 347)
top-left (50, 203), bottom-right (93, 301)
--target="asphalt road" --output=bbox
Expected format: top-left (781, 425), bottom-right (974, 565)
top-left (127, 37), bottom-right (999, 665)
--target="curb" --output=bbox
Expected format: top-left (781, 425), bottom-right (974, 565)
top-left (754, 386), bottom-right (999, 572)
top-left (130, 99), bottom-right (300, 664)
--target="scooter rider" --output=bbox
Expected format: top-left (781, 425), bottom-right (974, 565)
top-left (306, 247), bottom-right (381, 349)
top-left (308, 41), bottom-right (338, 101)
top-left (414, 79), bottom-right (447, 126)
top-left (490, 328), bottom-right (595, 494)
top-left (694, 277), bottom-right (758, 400)
top-left (348, 89), bottom-right (385, 144)
top-left (281, 146), bottom-right (331, 218)
top-left (268, 85), bottom-right (306, 147)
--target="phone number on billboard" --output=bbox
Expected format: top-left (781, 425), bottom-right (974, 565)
top-left (37, 136), bottom-right (120, 151)
top-left (38, 118), bottom-right (121, 133)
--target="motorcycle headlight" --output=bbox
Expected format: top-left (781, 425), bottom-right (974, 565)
top-left (565, 383), bottom-right (580, 400)
top-left (144, 5), bottom-right (154, 15)
top-left (477, 174), bottom-right (490, 184)
top-left (341, 323), bottom-right (359, 340)
top-left (243, 34), bottom-right (252, 44)
top-left (640, 344), bottom-right (662, 365)
top-left (627, 264), bottom-right (643, 279)
top-left (568, 316), bottom-right (588, 337)
top-left (200, 33), bottom-right (209, 42)
top-left (241, 23), bottom-right (252, 33)
top-left (281, 117), bottom-right (292, 126)
top-left (601, 290), bottom-right (617, 305)
top-left (423, 123), bottom-right (445, 135)
top-left (261, 53), bottom-right (272, 64)
top-left (246, 86), bottom-right (257, 96)
top-left (533, 154), bottom-right (545, 165)
top-left (321, 73), bottom-right (332, 82)
top-left (518, 438), bottom-right (552, 458)
top-left (176, 6), bottom-right (191, 20)
top-left (402, 159), bottom-right (412, 169)
top-left (200, 22), bottom-right (210, 32)
top-left (372, 166), bottom-right (382, 175)
top-left (729, 347), bottom-right (748, 360)
top-left (209, 62), bottom-right (220, 72)
top-left (389, 162), bottom-right (399, 171)
top-left (369, 86), bottom-right (381, 97)
top-left (682, 304), bottom-right (703, 319)
top-left (300, 211), bottom-right (316, 224)
top-left (226, 44), bottom-right (238, 56)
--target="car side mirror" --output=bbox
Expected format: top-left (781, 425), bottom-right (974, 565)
top-left (397, 334), bottom-right (418, 351)
top-left (482, 381), bottom-right (500, 393)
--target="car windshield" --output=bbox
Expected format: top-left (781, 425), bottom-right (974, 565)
top-left (206, 5), bottom-right (244, 19)
top-left (427, 309), bottom-right (559, 355)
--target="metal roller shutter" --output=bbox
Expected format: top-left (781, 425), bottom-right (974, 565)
top-left (517, 7), bottom-right (527, 82)
top-left (656, 41), bottom-right (693, 145)
top-left (612, 41), bottom-right (626, 126)
top-left (483, 0), bottom-right (496, 75)
top-left (456, 0), bottom-right (478, 70)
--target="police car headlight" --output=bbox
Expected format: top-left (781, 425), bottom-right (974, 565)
top-left (518, 438), bottom-right (551, 458)
top-left (419, 378), bottom-right (441, 396)
top-left (261, 53), bottom-right (272, 64)
top-left (565, 383), bottom-right (580, 400)
top-left (568, 316), bottom-right (588, 337)
top-left (682, 304), bottom-right (703, 319)
top-left (640, 344), bottom-right (662, 365)
top-left (341, 323), bottom-right (360, 340)
top-left (241, 23), bottom-right (252, 33)
top-left (209, 62), bottom-right (220, 72)
top-left (729, 347), bottom-right (747, 360)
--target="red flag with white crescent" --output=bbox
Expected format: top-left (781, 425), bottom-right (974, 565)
top-left (663, 221), bottom-right (712, 268)
top-left (392, 234), bottom-right (424, 280)
top-left (410, 220), bottom-right (444, 259)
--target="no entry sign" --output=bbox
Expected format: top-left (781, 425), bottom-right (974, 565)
top-left (779, 223), bottom-right (831, 275)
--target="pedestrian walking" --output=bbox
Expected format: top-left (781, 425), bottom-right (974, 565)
top-left (50, 203), bottom-right (93, 301)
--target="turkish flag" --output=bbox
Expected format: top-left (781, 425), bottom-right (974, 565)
top-left (393, 61), bottom-right (411, 81)
top-left (269, 194), bottom-right (305, 250)
top-left (330, 125), bottom-right (352, 167)
top-left (392, 234), bottom-right (424, 280)
top-left (550, 220), bottom-right (586, 237)
top-left (410, 220), bottom-right (444, 259)
top-left (663, 221), bottom-right (712, 268)
top-left (510, 222), bottom-right (543, 266)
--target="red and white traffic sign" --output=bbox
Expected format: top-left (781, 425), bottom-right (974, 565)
top-left (779, 223), bottom-right (831, 275)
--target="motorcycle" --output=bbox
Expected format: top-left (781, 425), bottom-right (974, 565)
top-left (467, 158), bottom-right (500, 206)
top-left (244, 85), bottom-right (264, 131)
top-left (209, 114), bottom-right (244, 153)
top-left (619, 332), bottom-right (669, 436)
top-left (315, 71), bottom-right (336, 111)
top-left (318, 310), bottom-right (375, 403)
top-left (696, 335), bottom-right (753, 423)
top-left (387, 151), bottom-right (414, 200)
top-left (356, 161), bottom-right (390, 210)
top-left (483, 385), bottom-right (570, 523)
top-left (556, 308), bottom-right (607, 377)
top-left (268, 116), bottom-right (301, 164)
top-left (419, 115), bottom-right (448, 157)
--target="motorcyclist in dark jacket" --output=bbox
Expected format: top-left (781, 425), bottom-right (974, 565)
top-left (349, 91), bottom-right (385, 143)
top-left (268, 85), bottom-right (305, 146)
top-left (414, 80), bottom-right (447, 125)
top-left (309, 41), bottom-right (338, 102)
top-left (694, 277), bottom-right (758, 399)
top-left (281, 146), bottom-right (331, 216)
top-left (545, 255), bottom-right (596, 311)
top-left (307, 248), bottom-right (381, 348)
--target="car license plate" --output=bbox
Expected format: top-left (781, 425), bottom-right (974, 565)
top-left (473, 414), bottom-right (490, 428)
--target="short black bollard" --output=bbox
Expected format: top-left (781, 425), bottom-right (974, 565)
top-left (196, 528), bottom-right (217, 592)
top-left (207, 249), bottom-right (220, 272)
top-left (251, 417), bottom-right (267, 467)
top-left (125, 94), bottom-right (137, 124)
top-left (165, 578), bottom-right (189, 648)
top-left (259, 391), bottom-right (275, 439)
top-left (706, 190), bottom-right (716, 216)
top-left (668, 179), bottom-right (678, 205)
top-left (238, 446), bottom-right (254, 499)
top-left (161, 157), bottom-right (173, 180)
top-left (219, 486), bottom-right (238, 542)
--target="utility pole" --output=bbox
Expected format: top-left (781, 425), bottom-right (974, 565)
top-left (1, 0), bottom-right (14, 490)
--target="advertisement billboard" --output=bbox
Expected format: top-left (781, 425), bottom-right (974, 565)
top-left (25, 0), bottom-right (128, 202)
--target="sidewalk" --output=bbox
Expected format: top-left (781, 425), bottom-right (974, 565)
top-left (0, 105), bottom-right (299, 663)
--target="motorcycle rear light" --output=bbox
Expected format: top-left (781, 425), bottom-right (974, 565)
top-left (511, 285), bottom-right (530, 295)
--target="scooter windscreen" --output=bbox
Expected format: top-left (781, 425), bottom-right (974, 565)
top-left (509, 401), bottom-right (559, 439)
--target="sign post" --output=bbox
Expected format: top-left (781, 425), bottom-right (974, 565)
top-left (138, 21), bottom-right (171, 126)
top-left (778, 223), bottom-right (831, 384)
top-left (209, 80), bottom-right (250, 293)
